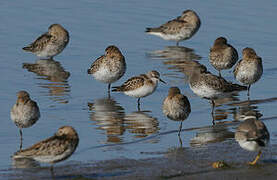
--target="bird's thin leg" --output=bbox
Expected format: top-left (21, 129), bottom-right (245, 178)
top-left (249, 151), bottom-right (262, 165)
top-left (107, 84), bottom-right (111, 98)
top-left (19, 129), bottom-right (23, 150)
top-left (108, 84), bottom-right (111, 92)
top-left (178, 134), bottom-right (183, 147)
top-left (176, 41), bottom-right (179, 46)
top-left (218, 70), bottom-right (221, 77)
top-left (137, 98), bottom-right (141, 111)
top-left (178, 121), bottom-right (183, 137)
top-left (211, 100), bottom-right (215, 125)
top-left (50, 165), bottom-right (55, 180)
top-left (247, 85), bottom-right (251, 96)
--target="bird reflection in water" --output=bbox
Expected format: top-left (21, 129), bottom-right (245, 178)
top-left (22, 59), bottom-right (70, 104)
top-left (190, 124), bottom-right (234, 147)
top-left (229, 97), bottom-right (264, 121)
top-left (12, 157), bottom-right (41, 169)
top-left (147, 46), bottom-right (201, 84)
top-left (88, 98), bottom-right (125, 143)
top-left (124, 111), bottom-right (159, 140)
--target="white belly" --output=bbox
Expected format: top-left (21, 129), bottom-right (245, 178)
top-left (124, 84), bottom-right (157, 98)
top-left (92, 66), bottom-right (124, 84)
top-left (238, 140), bottom-right (261, 152)
top-left (190, 84), bottom-right (222, 99)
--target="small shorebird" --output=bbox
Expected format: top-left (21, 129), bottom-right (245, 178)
top-left (12, 126), bottom-right (79, 175)
top-left (163, 87), bottom-right (191, 136)
top-left (209, 37), bottom-right (238, 77)
top-left (23, 24), bottom-right (69, 59)
top-left (235, 117), bottom-right (269, 165)
top-left (188, 66), bottom-right (246, 124)
top-left (10, 91), bottom-right (40, 150)
top-left (234, 48), bottom-right (263, 96)
top-left (145, 10), bottom-right (201, 46)
top-left (88, 45), bottom-right (126, 94)
top-left (112, 70), bottom-right (166, 110)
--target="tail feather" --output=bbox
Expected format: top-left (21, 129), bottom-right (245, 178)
top-left (231, 83), bottom-right (247, 91)
top-left (22, 46), bottom-right (33, 52)
top-left (111, 86), bottom-right (122, 92)
top-left (145, 27), bottom-right (161, 33)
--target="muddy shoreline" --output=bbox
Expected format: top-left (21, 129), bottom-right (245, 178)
top-left (2, 141), bottom-right (276, 180)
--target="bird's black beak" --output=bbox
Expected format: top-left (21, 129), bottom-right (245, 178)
top-left (159, 78), bottom-right (166, 84)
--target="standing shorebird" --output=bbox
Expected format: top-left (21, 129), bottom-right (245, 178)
top-left (209, 37), bottom-right (238, 77)
top-left (87, 45), bottom-right (126, 94)
top-left (10, 91), bottom-right (40, 150)
top-left (163, 87), bottom-right (191, 137)
top-left (145, 10), bottom-right (201, 46)
top-left (188, 66), bottom-right (246, 124)
top-left (23, 24), bottom-right (69, 59)
top-left (235, 117), bottom-right (269, 165)
top-left (234, 48), bottom-right (263, 96)
top-left (12, 126), bottom-right (79, 176)
top-left (112, 70), bottom-right (166, 110)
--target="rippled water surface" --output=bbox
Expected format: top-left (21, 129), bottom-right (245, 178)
top-left (1, 0), bottom-right (277, 176)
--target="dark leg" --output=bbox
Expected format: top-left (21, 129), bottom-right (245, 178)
top-left (178, 134), bottom-right (183, 147)
top-left (247, 85), bottom-right (251, 96)
top-left (19, 129), bottom-right (23, 150)
top-left (211, 100), bottom-right (215, 125)
top-left (108, 84), bottom-right (111, 92)
top-left (50, 165), bottom-right (55, 179)
top-left (108, 84), bottom-right (111, 98)
top-left (218, 70), bottom-right (221, 77)
top-left (178, 121), bottom-right (183, 137)
top-left (137, 98), bottom-right (141, 111)
top-left (176, 41), bottom-right (179, 46)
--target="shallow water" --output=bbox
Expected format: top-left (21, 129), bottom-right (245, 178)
top-left (1, 0), bottom-right (277, 177)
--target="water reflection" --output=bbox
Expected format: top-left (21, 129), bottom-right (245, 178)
top-left (22, 59), bottom-right (70, 104)
top-left (147, 46), bottom-right (202, 82)
top-left (12, 157), bottom-right (40, 169)
top-left (88, 98), bottom-right (125, 143)
top-left (190, 124), bottom-right (234, 147)
top-left (147, 46), bottom-right (201, 61)
top-left (124, 111), bottom-right (159, 139)
top-left (228, 98), bottom-right (264, 121)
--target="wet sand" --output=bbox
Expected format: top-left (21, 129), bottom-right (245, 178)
top-left (2, 140), bottom-right (276, 180)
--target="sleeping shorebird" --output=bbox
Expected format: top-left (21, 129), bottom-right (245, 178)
top-left (10, 91), bottom-right (40, 150)
top-left (163, 87), bottom-right (191, 136)
top-left (235, 117), bottom-right (269, 165)
top-left (234, 47), bottom-right (263, 96)
top-left (87, 45), bottom-right (126, 94)
top-left (187, 66), bottom-right (246, 124)
top-left (112, 70), bottom-right (166, 110)
top-left (23, 24), bottom-right (69, 59)
top-left (145, 10), bottom-right (201, 46)
top-left (209, 37), bottom-right (238, 77)
top-left (12, 126), bottom-right (79, 175)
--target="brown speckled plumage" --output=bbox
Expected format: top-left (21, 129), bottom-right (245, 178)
top-left (234, 48), bottom-right (263, 96)
top-left (112, 71), bottom-right (163, 92)
top-left (13, 126), bottom-right (79, 164)
top-left (189, 68), bottom-right (247, 99)
top-left (87, 45), bottom-right (126, 92)
top-left (209, 37), bottom-right (238, 76)
top-left (163, 87), bottom-right (191, 121)
top-left (23, 24), bottom-right (69, 58)
top-left (146, 10), bottom-right (201, 45)
top-left (11, 91), bottom-right (40, 129)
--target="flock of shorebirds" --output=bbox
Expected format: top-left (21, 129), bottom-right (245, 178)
top-left (10, 9), bottom-right (269, 174)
